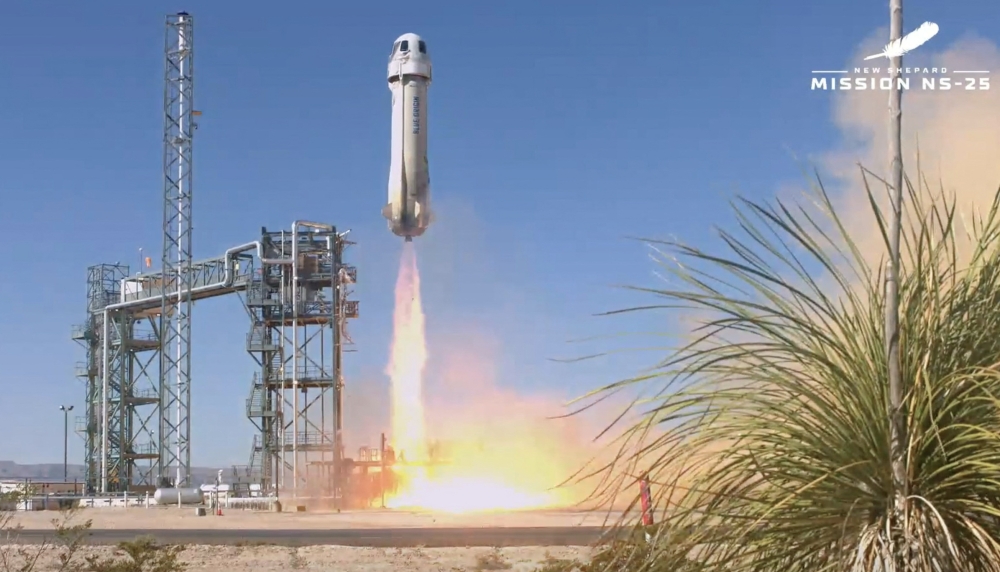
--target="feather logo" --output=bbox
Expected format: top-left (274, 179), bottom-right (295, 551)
top-left (864, 21), bottom-right (940, 61)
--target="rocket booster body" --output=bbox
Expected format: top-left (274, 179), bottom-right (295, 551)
top-left (383, 33), bottom-right (433, 241)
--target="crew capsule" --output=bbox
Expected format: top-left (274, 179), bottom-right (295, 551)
top-left (382, 33), bottom-right (433, 242)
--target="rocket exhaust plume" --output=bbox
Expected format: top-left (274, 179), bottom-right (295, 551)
top-left (387, 242), bottom-right (428, 464)
top-left (378, 33), bottom-right (601, 514)
top-left (384, 243), bottom-right (580, 513)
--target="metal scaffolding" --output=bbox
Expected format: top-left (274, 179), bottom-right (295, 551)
top-left (70, 12), bottom-right (360, 501)
top-left (73, 252), bottom-right (256, 493)
top-left (239, 225), bottom-right (358, 501)
top-left (73, 229), bottom-right (356, 495)
top-left (71, 264), bottom-right (163, 493)
top-left (160, 11), bottom-right (196, 488)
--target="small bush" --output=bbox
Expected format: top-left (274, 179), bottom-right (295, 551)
top-left (0, 491), bottom-right (184, 572)
top-left (78, 537), bottom-right (185, 572)
top-left (475, 547), bottom-right (512, 570)
top-left (288, 548), bottom-right (305, 570)
top-left (534, 555), bottom-right (581, 572)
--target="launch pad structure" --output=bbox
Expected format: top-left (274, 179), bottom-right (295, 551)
top-left (72, 226), bottom-right (360, 499)
top-left (69, 13), bottom-right (363, 502)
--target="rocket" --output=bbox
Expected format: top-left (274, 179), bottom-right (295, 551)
top-left (382, 33), bottom-right (433, 242)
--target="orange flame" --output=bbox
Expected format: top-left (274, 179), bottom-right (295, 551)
top-left (384, 243), bottom-right (571, 513)
top-left (386, 243), bottom-right (429, 465)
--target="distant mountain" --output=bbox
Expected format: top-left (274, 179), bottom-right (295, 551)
top-left (0, 461), bottom-right (83, 481)
top-left (0, 461), bottom-right (227, 485)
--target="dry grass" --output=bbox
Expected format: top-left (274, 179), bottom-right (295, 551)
top-left (1, 490), bottom-right (185, 572)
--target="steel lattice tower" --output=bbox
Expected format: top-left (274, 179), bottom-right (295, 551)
top-left (71, 12), bottom-right (362, 498)
top-left (159, 12), bottom-right (195, 487)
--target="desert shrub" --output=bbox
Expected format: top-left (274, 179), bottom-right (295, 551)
top-left (78, 537), bottom-right (185, 572)
top-left (475, 547), bottom-right (512, 570)
top-left (581, 171), bottom-right (1000, 570)
top-left (0, 491), bottom-right (183, 572)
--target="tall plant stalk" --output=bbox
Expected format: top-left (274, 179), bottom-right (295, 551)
top-left (885, 0), bottom-right (907, 564)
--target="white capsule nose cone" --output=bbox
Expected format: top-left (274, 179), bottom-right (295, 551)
top-left (385, 33), bottom-right (433, 241)
top-left (394, 32), bottom-right (422, 45)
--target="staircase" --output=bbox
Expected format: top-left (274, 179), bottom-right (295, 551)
top-left (241, 272), bottom-right (281, 498)
top-left (265, 351), bottom-right (285, 384)
top-left (246, 323), bottom-right (278, 352)
top-left (245, 373), bottom-right (267, 422)
top-left (249, 439), bottom-right (263, 477)
top-left (230, 436), bottom-right (265, 497)
top-left (229, 465), bottom-right (252, 497)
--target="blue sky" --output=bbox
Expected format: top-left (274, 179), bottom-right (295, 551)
top-left (2, 0), bottom-right (998, 466)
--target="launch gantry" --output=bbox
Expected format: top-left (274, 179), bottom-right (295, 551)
top-left (72, 227), bottom-right (358, 497)
top-left (70, 13), bottom-right (359, 500)
top-left (235, 225), bottom-right (359, 498)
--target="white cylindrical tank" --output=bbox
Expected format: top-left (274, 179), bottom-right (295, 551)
top-left (382, 32), bottom-right (433, 241)
top-left (153, 487), bottom-right (204, 505)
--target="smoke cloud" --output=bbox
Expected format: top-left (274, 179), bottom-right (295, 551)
top-left (819, 31), bottom-right (1000, 263)
top-left (420, 322), bottom-right (616, 505)
top-left (343, 30), bottom-right (1000, 513)
top-left (599, 30), bottom-right (1000, 513)
top-left (364, 198), bottom-right (634, 509)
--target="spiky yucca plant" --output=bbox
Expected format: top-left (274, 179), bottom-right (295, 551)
top-left (583, 171), bottom-right (1000, 571)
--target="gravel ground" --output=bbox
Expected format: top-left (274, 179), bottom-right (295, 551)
top-left (1, 544), bottom-right (592, 571)
top-left (9, 507), bottom-right (616, 530)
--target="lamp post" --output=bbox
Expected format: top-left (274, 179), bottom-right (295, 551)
top-left (59, 405), bottom-right (73, 481)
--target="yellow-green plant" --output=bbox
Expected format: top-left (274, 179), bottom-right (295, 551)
top-left (583, 171), bottom-right (1000, 571)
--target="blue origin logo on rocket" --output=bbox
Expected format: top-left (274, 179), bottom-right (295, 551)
top-left (382, 33), bottom-right (434, 243)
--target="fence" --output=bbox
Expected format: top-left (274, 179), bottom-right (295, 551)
top-left (3, 489), bottom-right (336, 513)
top-left (222, 496), bottom-right (278, 511)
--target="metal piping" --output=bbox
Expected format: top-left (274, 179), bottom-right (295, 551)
top-left (278, 231), bottom-right (286, 494)
top-left (97, 240), bottom-right (266, 490)
top-left (292, 232), bottom-right (299, 497)
top-left (288, 221), bottom-right (333, 497)
top-left (93, 222), bottom-right (333, 495)
top-left (100, 315), bottom-right (110, 494)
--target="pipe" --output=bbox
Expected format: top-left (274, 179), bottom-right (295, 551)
top-left (267, 224), bottom-right (333, 492)
top-left (292, 227), bottom-right (299, 498)
top-left (292, 255), bottom-right (297, 489)
top-left (106, 241), bottom-right (263, 315)
top-left (294, 221), bottom-right (333, 232)
top-left (110, 223), bottom-right (328, 316)
top-left (278, 231), bottom-right (286, 494)
top-left (176, 10), bottom-right (188, 492)
top-left (329, 234), bottom-right (343, 510)
top-left (100, 314), bottom-right (109, 494)
top-left (98, 241), bottom-right (260, 490)
top-left (93, 222), bottom-right (332, 497)
top-left (288, 221), bottom-right (333, 498)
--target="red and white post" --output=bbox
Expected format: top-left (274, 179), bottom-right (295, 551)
top-left (639, 474), bottom-right (654, 526)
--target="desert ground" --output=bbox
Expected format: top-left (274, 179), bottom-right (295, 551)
top-left (1, 544), bottom-right (594, 571)
top-left (3, 508), bottom-right (607, 570)
top-left (7, 506), bottom-right (616, 530)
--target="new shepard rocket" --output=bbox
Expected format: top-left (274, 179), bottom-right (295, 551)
top-left (382, 33), bottom-right (433, 242)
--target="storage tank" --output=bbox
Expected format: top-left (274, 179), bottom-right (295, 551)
top-left (153, 487), bottom-right (204, 505)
